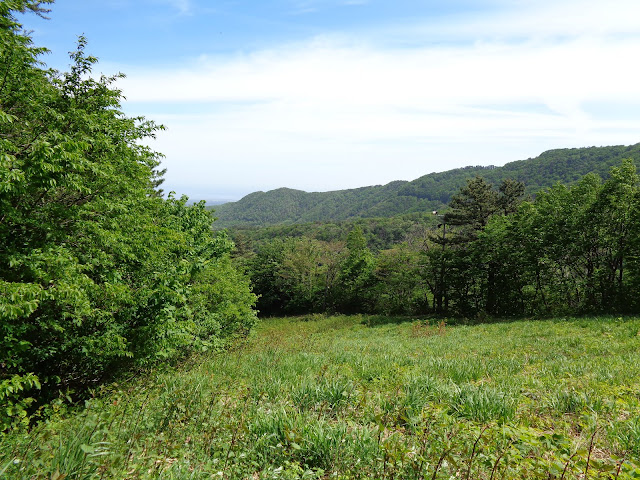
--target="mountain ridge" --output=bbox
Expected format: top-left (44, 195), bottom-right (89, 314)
top-left (212, 143), bottom-right (640, 228)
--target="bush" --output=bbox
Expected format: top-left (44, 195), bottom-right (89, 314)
top-left (0, 2), bottom-right (256, 430)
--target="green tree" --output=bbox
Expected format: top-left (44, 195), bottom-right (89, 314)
top-left (445, 176), bottom-right (500, 238)
top-left (0, 2), bottom-right (256, 430)
top-left (437, 177), bottom-right (498, 314)
top-left (432, 177), bottom-right (524, 315)
top-left (590, 159), bottom-right (639, 309)
top-left (481, 160), bottom-right (639, 315)
top-left (278, 238), bottom-right (329, 313)
top-left (373, 243), bottom-right (426, 314)
top-left (246, 239), bottom-right (289, 315)
top-left (246, 237), bottom-right (345, 315)
top-left (337, 227), bottom-right (376, 313)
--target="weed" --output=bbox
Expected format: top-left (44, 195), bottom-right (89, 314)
top-left (411, 319), bottom-right (447, 337)
top-left (2, 314), bottom-right (640, 479)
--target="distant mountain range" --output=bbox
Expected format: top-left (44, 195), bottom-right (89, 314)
top-left (211, 143), bottom-right (640, 228)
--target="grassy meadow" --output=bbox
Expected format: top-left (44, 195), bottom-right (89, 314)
top-left (2, 315), bottom-right (640, 479)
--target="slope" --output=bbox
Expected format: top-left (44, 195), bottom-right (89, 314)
top-left (212, 143), bottom-right (640, 228)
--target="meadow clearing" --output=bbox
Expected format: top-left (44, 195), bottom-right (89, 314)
top-left (2, 315), bottom-right (640, 479)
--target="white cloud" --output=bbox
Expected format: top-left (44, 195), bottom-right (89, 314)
top-left (117, 0), bottom-right (640, 199)
top-left (414, 0), bottom-right (640, 39)
top-left (122, 38), bottom-right (640, 119)
top-left (163, 0), bottom-right (192, 15)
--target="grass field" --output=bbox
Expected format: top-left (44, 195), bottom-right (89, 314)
top-left (2, 315), bottom-right (640, 479)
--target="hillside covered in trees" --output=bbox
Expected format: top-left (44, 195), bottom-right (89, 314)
top-left (213, 143), bottom-right (640, 228)
top-left (238, 160), bottom-right (640, 318)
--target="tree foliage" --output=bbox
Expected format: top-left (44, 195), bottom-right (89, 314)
top-left (214, 144), bottom-right (640, 229)
top-left (240, 162), bottom-right (640, 319)
top-left (0, 2), bottom-right (256, 431)
top-left (493, 160), bottom-right (640, 314)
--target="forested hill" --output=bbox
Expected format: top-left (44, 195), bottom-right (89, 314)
top-left (212, 143), bottom-right (640, 228)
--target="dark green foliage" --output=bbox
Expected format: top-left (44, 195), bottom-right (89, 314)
top-left (423, 178), bottom-right (525, 315)
top-left (245, 239), bottom-right (289, 315)
top-left (0, 2), bottom-right (256, 430)
top-left (241, 161), bottom-right (640, 319)
top-left (440, 160), bottom-right (640, 316)
top-left (400, 144), bottom-right (640, 202)
top-left (245, 227), bottom-right (381, 316)
top-left (228, 213), bottom-right (433, 254)
top-left (486, 159), bottom-right (640, 315)
top-left (337, 227), bottom-right (376, 313)
top-left (372, 243), bottom-right (427, 314)
top-left (246, 237), bottom-right (343, 315)
top-left (445, 176), bottom-right (502, 239)
top-left (213, 144), bottom-right (640, 228)
top-left (213, 180), bottom-right (421, 228)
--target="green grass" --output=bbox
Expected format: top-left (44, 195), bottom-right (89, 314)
top-left (2, 315), bottom-right (640, 479)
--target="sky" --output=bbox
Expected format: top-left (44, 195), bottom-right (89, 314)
top-left (19, 0), bottom-right (640, 202)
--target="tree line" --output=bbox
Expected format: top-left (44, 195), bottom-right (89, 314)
top-left (239, 161), bottom-right (640, 318)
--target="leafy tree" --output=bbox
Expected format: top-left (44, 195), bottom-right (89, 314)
top-left (478, 160), bottom-right (639, 315)
top-left (431, 177), bottom-right (524, 314)
top-left (245, 237), bottom-right (345, 315)
top-left (590, 159), bottom-right (639, 308)
top-left (277, 238), bottom-right (330, 313)
top-left (337, 227), bottom-right (376, 313)
top-left (246, 239), bottom-right (289, 315)
top-left (0, 2), bottom-right (256, 430)
top-left (373, 243), bottom-right (426, 314)
top-left (526, 162), bottom-right (640, 312)
top-left (476, 213), bottom-right (531, 315)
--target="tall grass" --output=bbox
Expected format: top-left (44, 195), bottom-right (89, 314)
top-left (2, 315), bottom-right (640, 479)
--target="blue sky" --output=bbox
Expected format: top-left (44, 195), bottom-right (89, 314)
top-left (21, 0), bottom-right (640, 202)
